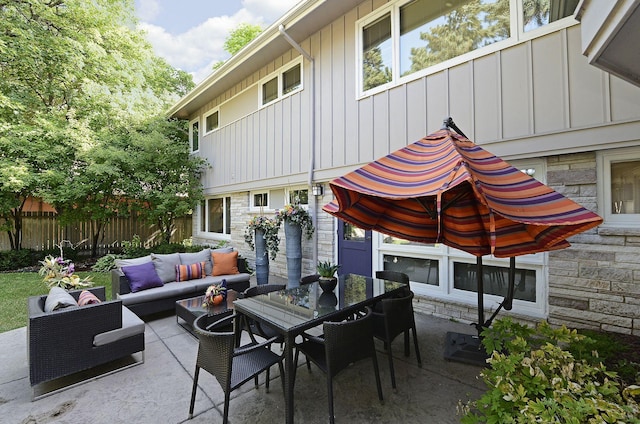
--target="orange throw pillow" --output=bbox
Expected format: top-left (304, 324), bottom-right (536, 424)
top-left (211, 251), bottom-right (240, 276)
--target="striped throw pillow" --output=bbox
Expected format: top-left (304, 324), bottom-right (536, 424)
top-left (78, 290), bottom-right (102, 306)
top-left (175, 261), bottom-right (205, 282)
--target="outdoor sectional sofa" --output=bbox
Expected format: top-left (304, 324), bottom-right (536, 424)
top-left (111, 247), bottom-right (251, 316)
top-left (27, 286), bottom-right (145, 398)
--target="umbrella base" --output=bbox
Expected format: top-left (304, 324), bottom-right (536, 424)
top-left (444, 332), bottom-right (489, 367)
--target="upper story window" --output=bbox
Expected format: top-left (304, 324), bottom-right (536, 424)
top-left (598, 148), bottom-right (640, 227)
top-left (204, 108), bottom-right (219, 134)
top-left (200, 196), bottom-right (232, 236)
top-left (523, 0), bottom-right (580, 32)
top-left (189, 118), bottom-right (199, 152)
top-left (260, 58), bottom-right (303, 107)
top-left (359, 0), bottom-right (578, 96)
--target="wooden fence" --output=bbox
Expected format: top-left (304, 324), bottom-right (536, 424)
top-left (0, 212), bottom-right (193, 254)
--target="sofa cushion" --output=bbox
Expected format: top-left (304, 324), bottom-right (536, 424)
top-left (211, 251), bottom-right (239, 276)
top-left (151, 253), bottom-right (181, 284)
top-left (175, 261), bottom-right (205, 282)
top-left (179, 249), bottom-right (212, 275)
top-left (122, 261), bottom-right (164, 293)
top-left (117, 281), bottom-right (196, 306)
top-left (94, 306), bottom-right (145, 346)
top-left (115, 255), bottom-right (152, 270)
top-left (78, 290), bottom-right (102, 306)
top-left (44, 286), bottom-right (78, 312)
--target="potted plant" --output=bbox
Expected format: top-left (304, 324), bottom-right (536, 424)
top-left (244, 215), bottom-right (280, 285)
top-left (275, 204), bottom-right (315, 287)
top-left (316, 260), bottom-right (340, 292)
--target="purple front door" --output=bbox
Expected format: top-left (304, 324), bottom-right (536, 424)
top-left (337, 221), bottom-right (372, 277)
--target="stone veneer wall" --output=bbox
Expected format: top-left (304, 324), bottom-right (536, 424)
top-left (545, 152), bottom-right (640, 336)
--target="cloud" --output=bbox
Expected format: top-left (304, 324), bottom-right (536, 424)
top-left (136, 0), bottom-right (161, 22)
top-left (138, 1), bottom-right (300, 84)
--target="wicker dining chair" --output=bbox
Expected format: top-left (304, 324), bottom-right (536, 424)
top-left (188, 313), bottom-right (284, 424)
top-left (375, 270), bottom-right (410, 285)
top-left (242, 284), bottom-right (286, 344)
top-left (371, 291), bottom-right (422, 389)
top-left (293, 307), bottom-right (383, 424)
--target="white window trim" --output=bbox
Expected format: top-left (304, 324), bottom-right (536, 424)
top-left (356, 0), bottom-right (580, 99)
top-left (199, 196), bottom-right (232, 240)
top-left (249, 190), bottom-right (271, 212)
top-left (189, 117), bottom-right (200, 153)
top-left (203, 107), bottom-right (220, 135)
top-left (259, 57), bottom-right (304, 108)
top-left (286, 186), bottom-right (309, 209)
top-left (597, 146), bottom-right (640, 228)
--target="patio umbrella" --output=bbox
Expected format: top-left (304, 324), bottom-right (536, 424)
top-left (323, 118), bottom-right (603, 363)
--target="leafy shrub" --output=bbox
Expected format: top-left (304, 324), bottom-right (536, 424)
top-left (460, 318), bottom-right (640, 423)
top-left (92, 254), bottom-right (125, 273)
top-left (0, 249), bottom-right (34, 271)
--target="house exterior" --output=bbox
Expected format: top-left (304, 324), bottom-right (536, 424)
top-left (168, 0), bottom-right (640, 336)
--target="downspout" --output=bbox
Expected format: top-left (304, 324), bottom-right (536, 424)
top-left (279, 25), bottom-right (320, 266)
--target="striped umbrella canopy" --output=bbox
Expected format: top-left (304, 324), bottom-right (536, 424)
top-left (323, 127), bottom-right (602, 258)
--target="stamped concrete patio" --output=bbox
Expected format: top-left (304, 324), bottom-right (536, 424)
top-left (0, 282), bottom-right (486, 424)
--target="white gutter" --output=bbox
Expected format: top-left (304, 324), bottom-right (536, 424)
top-left (278, 24), bottom-right (319, 266)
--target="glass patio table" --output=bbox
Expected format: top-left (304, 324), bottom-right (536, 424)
top-left (232, 273), bottom-right (408, 424)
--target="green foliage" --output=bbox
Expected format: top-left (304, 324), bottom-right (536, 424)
top-left (224, 23), bottom-right (263, 56)
top-left (91, 254), bottom-right (125, 273)
top-left (316, 261), bottom-right (340, 278)
top-left (460, 318), bottom-right (640, 423)
top-left (244, 215), bottom-right (281, 260)
top-left (0, 0), bottom-right (195, 252)
top-left (0, 249), bottom-right (33, 271)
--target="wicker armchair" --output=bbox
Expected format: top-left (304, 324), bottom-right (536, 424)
top-left (188, 313), bottom-right (284, 424)
top-left (293, 307), bottom-right (383, 424)
top-left (27, 286), bottom-right (145, 398)
top-left (371, 291), bottom-right (422, 389)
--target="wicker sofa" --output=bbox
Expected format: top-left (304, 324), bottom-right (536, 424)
top-left (27, 286), bottom-right (145, 397)
top-left (111, 248), bottom-right (251, 316)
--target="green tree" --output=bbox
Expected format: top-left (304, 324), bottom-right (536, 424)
top-left (363, 48), bottom-right (392, 91)
top-left (212, 22), bottom-right (263, 70)
top-left (126, 117), bottom-right (207, 245)
top-left (0, 0), bottom-right (195, 251)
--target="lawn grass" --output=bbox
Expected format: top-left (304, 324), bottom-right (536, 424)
top-left (0, 272), bottom-right (112, 333)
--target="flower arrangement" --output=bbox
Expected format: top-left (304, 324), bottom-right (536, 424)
top-left (202, 282), bottom-right (227, 308)
top-left (275, 204), bottom-right (315, 239)
top-left (39, 255), bottom-right (93, 290)
top-left (244, 215), bottom-right (281, 260)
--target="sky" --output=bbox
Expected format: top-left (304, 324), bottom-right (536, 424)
top-left (134, 0), bottom-right (301, 84)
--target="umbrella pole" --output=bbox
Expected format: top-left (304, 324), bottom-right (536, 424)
top-left (475, 256), bottom-right (484, 337)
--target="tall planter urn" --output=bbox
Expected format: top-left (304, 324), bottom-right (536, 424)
top-left (244, 215), bottom-right (280, 286)
top-left (254, 229), bottom-right (269, 285)
top-left (284, 221), bottom-right (302, 288)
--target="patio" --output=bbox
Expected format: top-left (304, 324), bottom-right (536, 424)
top-left (1, 279), bottom-right (485, 424)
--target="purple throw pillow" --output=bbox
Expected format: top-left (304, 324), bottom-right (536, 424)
top-left (122, 261), bottom-right (164, 293)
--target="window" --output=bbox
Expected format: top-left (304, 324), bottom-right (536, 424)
top-left (204, 109), bottom-right (219, 134)
top-left (287, 188), bottom-right (308, 206)
top-left (599, 148), bottom-right (640, 227)
top-left (359, 0), bottom-right (579, 95)
top-left (262, 77), bottom-right (278, 104)
top-left (189, 118), bottom-right (199, 152)
top-left (260, 59), bottom-right (303, 106)
top-left (200, 196), bottom-right (232, 236)
top-left (523, 0), bottom-right (580, 32)
top-left (251, 191), bottom-right (269, 210)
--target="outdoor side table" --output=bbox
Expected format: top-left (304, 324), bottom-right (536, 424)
top-left (175, 290), bottom-right (237, 335)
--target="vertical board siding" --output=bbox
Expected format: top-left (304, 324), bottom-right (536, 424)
top-left (532, 31), bottom-right (566, 134)
top-left (473, 54), bottom-right (501, 143)
top-left (196, 8), bottom-right (640, 192)
top-left (567, 26), bottom-right (607, 127)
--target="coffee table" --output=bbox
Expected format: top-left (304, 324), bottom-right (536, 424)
top-left (175, 290), bottom-right (237, 335)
